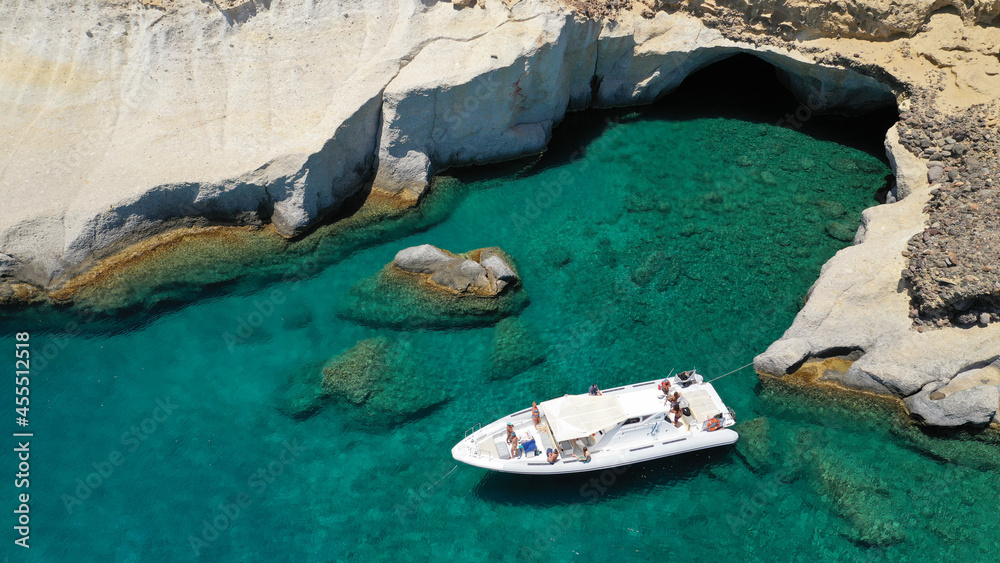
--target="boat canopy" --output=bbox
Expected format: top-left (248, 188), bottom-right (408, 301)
top-left (540, 394), bottom-right (628, 442)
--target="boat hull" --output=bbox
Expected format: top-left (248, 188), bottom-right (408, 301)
top-left (452, 428), bottom-right (738, 475)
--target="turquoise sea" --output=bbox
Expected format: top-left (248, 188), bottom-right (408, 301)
top-left (5, 56), bottom-right (1000, 562)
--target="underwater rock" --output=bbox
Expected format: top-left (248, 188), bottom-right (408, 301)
top-left (815, 458), bottom-right (904, 547)
top-left (488, 318), bottom-right (546, 381)
top-left (796, 439), bottom-right (903, 547)
top-left (281, 337), bottom-right (450, 425)
top-left (889, 423), bottom-right (1000, 472)
top-left (279, 369), bottom-right (328, 421)
top-left (734, 417), bottom-right (773, 472)
top-left (824, 221), bottom-right (856, 243)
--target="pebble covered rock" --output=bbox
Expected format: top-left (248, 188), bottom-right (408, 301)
top-left (896, 93), bottom-right (1000, 329)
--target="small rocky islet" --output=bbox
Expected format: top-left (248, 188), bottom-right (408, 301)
top-left (338, 244), bottom-right (529, 329)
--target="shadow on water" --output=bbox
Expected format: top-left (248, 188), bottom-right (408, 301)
top-left (472, 446), bottom-right (734, 507)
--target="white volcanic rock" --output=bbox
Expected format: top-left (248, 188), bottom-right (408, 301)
top-left (904, 381), bottom-right (999, 427)
top-left (755, 125), bottom-right (1000, 421)
top-left (394, 244), bottom-right (456, 274)
top-left (392, 244), bottom-right (517, 295)
top-left (0, 0), bottom-right (899, 286)
top-left (4, 0), bottom-right (999, 428)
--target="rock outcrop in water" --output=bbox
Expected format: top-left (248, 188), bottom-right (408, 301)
top-left (339, 245), bottom-right (527, 329)
top-left (394, 244), bottom-right (519, 296)
top-left (4, 0), bottom-right (1000, 426)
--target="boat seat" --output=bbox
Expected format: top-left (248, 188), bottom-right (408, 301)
top-left (684, 389), bottom-right (719, 422)
top-left (536, 426), bottom-right (556, 452)
top-left (494, 436), bottom-right (511, 460)
top-left (478, 436), bottom-right (500, 460)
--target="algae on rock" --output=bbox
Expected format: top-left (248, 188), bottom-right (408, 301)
top-left (280, 337), bottom-right (449, 426)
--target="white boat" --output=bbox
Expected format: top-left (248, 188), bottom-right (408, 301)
top-left (451, 371), bottom-right (738, 475)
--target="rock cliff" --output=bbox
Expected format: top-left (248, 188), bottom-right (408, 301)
top-left (2, 0), bottom-right (1000, 425)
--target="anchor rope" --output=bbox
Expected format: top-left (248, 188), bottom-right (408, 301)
top-left (426, 465), bottom-right (459, 491)
top-left (705, 361), bottom-right (755, 383)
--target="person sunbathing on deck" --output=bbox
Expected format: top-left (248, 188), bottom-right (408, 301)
top-left (546, 448), bottom-right (560, 464)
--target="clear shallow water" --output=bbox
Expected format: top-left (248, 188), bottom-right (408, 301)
top-left (5, 90), bottom-right (1000, 562)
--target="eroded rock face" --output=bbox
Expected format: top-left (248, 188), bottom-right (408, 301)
top-left (0, 0), bottom-right (906, 289)
top-left (754, 126), bottom-right (1000, 427)
top-left (4, 0), bottom-right (1000, 427)
top-left (393, 244), bottom-right (456, 275)
top-left (648, 0), bottom-right (1000, 40)
top-left (904, 381), bottom-right (999, 427)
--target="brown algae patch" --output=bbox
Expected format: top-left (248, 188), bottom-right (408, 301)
top-left (756, 358), bottom-right (910, 422)
top-left (41, 185), bottom-right (439, 312)
top-left (51, 225), bottom-right (289, 310)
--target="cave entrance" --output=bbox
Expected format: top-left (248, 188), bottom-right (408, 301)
top-left (540, 53), bottom-right (899, 172)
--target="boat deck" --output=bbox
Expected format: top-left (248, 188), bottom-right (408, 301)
top-left (453, 375), bottom-right (737, 474)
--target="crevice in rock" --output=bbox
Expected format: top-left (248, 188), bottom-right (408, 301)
top-left (813, 347), bottom-right (865, 361)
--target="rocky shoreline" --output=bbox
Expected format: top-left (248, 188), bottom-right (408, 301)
top-left (3, 0), bottom-right (1000, 426)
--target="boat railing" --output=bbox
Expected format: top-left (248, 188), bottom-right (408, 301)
top-left (464, 422), bottom-right (482, 439)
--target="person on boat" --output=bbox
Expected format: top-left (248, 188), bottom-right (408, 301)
top-left (658, 378), bottom-right (672, 396)
top-left (668, 393), bottom-right (684, 428)
top-left (588, 384), bottom-right (602, 396)
top-left (531, 402), bottom-right (541, 425)
top-left (506, 423), bottom-right (516, 444)
top-left (546, 448), bottom-right (560, 464)
top-left (676, 393), bottom-right (691, 417)
top-left (665, 390), bottom-right (679, 406)
top-left (575, 447), bottom-right (591, 462)
top-left (509, 434), bottom-right (520, 458)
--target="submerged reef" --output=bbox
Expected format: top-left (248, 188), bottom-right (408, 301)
top-left (488, 318), bottom-right (547, 381)
top-left (280, 337), bottom-right (450, 425)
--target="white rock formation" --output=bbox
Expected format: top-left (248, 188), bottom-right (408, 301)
top-left (0, 0), bottom-right (896, 286)
top-left (754, 125), bottom-right (1000, 425)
